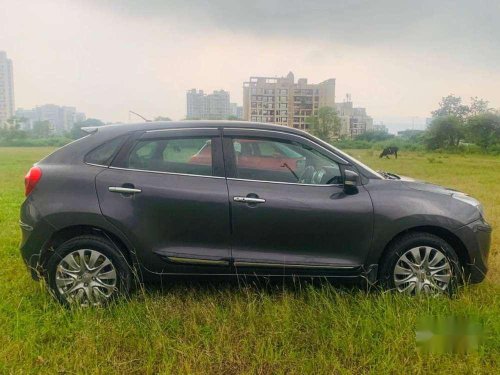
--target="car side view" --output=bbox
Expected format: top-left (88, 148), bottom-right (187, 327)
top-left (20, 121), bottom-right (492, 306)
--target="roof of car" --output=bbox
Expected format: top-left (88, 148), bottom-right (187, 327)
top-left (45, 120), bottom-right (382, 179)
top-left (84, 120), bottom-right (309, 137)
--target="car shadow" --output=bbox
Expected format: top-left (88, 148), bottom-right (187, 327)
top-left (134, 274), bottom-right (370, 297)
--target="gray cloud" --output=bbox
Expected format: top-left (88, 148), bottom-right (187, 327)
top-left (90, 0), bottom-right (500, 50)
top-left (3, 0), bottom-right (499, 124)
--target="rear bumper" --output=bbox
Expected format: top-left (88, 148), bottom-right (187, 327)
top-left (453, 217), bottom-right (492, 283)
top-left (19, 200), bottom-right (55, 280)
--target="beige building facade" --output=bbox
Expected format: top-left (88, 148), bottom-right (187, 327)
top-left (336, 99), bottom-right (373, 138)
top-left (243, 72), bottom-right (335, 130)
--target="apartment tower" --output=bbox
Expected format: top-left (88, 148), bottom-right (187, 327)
top-left (243, 72), bottom-right (335, 130)
top-left (186, 89), bottom-right (231, 120)
top-left (0, 51), bottom-right (15, 125)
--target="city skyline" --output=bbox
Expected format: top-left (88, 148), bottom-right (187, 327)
top-left (1, 1), bottom-right (499, 133)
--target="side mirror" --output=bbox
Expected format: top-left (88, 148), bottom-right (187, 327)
top-left (344, 170), bottom-right (359, 187)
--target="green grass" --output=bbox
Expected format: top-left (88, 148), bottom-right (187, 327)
top-left (0, 147), bottom-right (499, 374)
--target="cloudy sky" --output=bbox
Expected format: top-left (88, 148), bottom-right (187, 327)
top-left (1, 0), bottom-right (499, 131)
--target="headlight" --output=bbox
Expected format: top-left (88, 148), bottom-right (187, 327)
top-left (452, 193), bottom-right (484, 216)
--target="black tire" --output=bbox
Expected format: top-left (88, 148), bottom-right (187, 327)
top-left (46, 235), bottom-right (132, 306)
top-left (379, 232), bottom-right (462, 295)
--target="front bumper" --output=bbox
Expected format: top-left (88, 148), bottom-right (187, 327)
top-left (453, 217), bottom-right (492, 283)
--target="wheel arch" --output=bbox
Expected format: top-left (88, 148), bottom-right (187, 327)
top-left (39, 224), bottom-right (136, 272)
top-left (377, 225), bottom-right (470, 271)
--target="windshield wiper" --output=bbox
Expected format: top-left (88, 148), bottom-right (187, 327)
top-left (378, 170), bottom-right (401, 180)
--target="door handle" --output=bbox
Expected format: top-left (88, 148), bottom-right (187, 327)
top-left (108, 186), bottom-right (142, 194)
top-left (233, 196), bottom-right (266, 204)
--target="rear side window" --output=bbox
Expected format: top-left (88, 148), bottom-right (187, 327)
top-left (85, 135), bottom-right (128, 166)
top-left (126, 137), bottom-right (213, 176)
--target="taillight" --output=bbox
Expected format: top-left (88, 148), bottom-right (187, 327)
top-left (25, 166), bottom-right (42, 196)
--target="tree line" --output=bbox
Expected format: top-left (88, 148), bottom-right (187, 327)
top-left (2, 96), bottom-right (499, 152)
top-left (307, 95), bottom-right (500, 153)
top-left (0, 116), bottom-right (172, 146)
top-left (426, 95), bottom-right (499, 151)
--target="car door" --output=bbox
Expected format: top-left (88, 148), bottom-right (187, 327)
top-left (95, 128), bottom-right (232, 274)
top-left (222, 128), bottom-right (374, 275)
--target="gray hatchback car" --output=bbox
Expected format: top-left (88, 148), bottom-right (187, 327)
top-left (20, 121), bottom-right (491, 306)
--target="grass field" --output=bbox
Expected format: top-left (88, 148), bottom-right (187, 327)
top-left (0, 147), bottom-right (499, 374)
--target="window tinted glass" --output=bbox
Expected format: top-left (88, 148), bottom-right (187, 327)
top-left (232, 138), bottom-right (341, 185)
top-left (85, 135), bottom-right (127, 166)
top-left (127, 137), bottom-right (213, 176)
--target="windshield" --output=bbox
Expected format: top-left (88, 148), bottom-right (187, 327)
top-left (333, 146), bottom-right (384, 178)
top-left (308, 133), bottom-right (384, 179)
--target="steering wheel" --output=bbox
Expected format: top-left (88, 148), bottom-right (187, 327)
top-left (318, 166), bottom-right (343, 185)
top-left (299, 165), bottom-right (316, 184)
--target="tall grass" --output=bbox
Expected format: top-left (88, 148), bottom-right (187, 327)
top-left (0, 147), bottom-right (498, 374)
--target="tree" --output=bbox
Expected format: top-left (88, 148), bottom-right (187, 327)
top-left (70, 118), bottom-right (104, 139)
top-left (425, 116), bottom-right (464, 149)
top-left (306, 106), bottom-right (341, 142)
top-left (431, 95), bottom-right (470, 120)
top-left (31, 121), bottom-right (51, 138)
top-left (154, 116), bottom-right (171, 121)
top-left (226, 115), bottom-right (239, 121)
top-left (465, 113), bottom-right (500, 149)
top-left (469, 97), bottom-right (492, 116)
top-left (0, 119), bottom-right (27, 141)
top-left (4, 116), bottom-right (23, 130)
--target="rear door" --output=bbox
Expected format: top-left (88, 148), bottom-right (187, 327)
top-left (222, 128), bottom-right (374, 275)
top-left (95, 128), bottom-right (232, 274)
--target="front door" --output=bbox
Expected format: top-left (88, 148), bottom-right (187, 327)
top-left (222, 128), bottom-right (374, 275)
top-left (95, 128), bottom-right (231, 274)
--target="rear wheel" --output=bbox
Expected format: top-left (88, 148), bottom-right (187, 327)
top-left (46, 235), bottom-right (132, 306)
top-left (379, 232), bottom-right (461, 295)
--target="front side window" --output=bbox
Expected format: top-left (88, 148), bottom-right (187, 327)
top-left (126, 137), bottom-right (213, 176)
top-left (231, 137), bottom-right (341, 185)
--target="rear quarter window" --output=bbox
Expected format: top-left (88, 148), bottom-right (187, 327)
top-left (84, 135), bottom-right (128, 166)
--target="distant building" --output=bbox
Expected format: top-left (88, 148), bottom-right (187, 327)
top-left (0, 51), bottom-right (15, 125)
top-left (243, 72), bottom-right (336, 130)
top-left (186, 89), bottom-right (231, 120)
top-left (186, 89), bottom-right (204, 119)
top-left (15, 104), bottom-right (86, 134)
top-left (230, 102), bottom-right (243, 119)
top-left (14, 108), bottom-right (35, 131)
top-left (335, 96), bottom-right (373, 138)
top-left (373, 123), bottom-right (388, 133)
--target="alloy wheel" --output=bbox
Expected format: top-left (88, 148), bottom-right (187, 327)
top-left (55, 249), bottom-right (117, 306)
top-left (393, 246), bottom-right (452, 294)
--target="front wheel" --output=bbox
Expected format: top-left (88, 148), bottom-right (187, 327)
top-left (379, 232), bottom-right (462, 295)
top-left (46, 235), bottom-right (132, 306)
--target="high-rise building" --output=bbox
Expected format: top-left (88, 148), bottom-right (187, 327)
top-left (15, 104), bottom-right (86, 134)
top-left (186, 89), bottom-right (205, 119)
top-left (243, 72), bottom-right (336, 130)
top-left (0, 51), bottom-right (15, 125)
top-left (186, 89), bottom-right (231, 120)
top-left (336, 96), bottom-right (373, 138)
